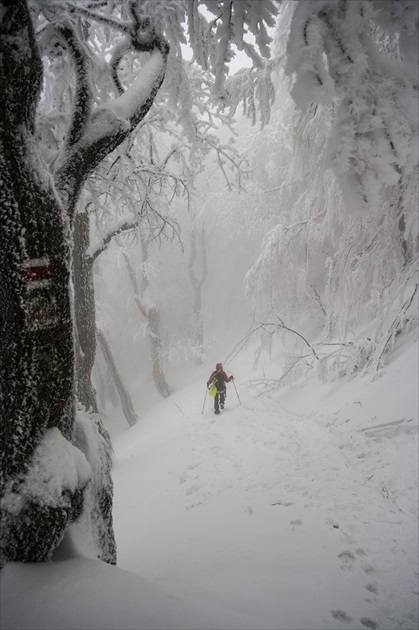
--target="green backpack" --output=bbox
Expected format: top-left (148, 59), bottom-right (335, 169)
top-left (208, 380), bottom-right (217, 397)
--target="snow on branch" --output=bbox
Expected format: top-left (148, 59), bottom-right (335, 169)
top-left (221, 63), bottom-right (275, 127)
top-left (283, 0), bottom-right (418, 216)
top-left (187, 0), bottom-right (277, 97)
top-left (34, 1), bottom-right (170, 213)
top-left (85, 48), bottom-right (167, 142)
top-left (87, 219), bottom-right (138, 262)
top-left (54, 22), bottom-right (93, 149)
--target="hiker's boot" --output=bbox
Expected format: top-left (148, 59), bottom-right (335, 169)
top-left (214, 409), bottom-right (220, 415)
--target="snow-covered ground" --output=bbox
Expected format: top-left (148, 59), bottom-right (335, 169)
top-left (1, 334), bottom-right (418, 630)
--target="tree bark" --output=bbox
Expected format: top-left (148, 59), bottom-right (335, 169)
top-left (73, 210), bottom-right (98, 412)
top-left (0, 0), bottom-right (83, 564)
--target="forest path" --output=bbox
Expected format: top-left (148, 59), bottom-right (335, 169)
top-left (112, 369), bottom-right (418, 630)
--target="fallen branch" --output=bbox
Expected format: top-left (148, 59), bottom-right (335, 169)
top-left (362, 474), bottom-right (374, 486)
top-left (258, 315), bottom-right (320, 361)
top-left (375, 283), bottom-right (418, 370)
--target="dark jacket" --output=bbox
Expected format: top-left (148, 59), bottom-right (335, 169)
top-left (207, 368), bottom-right (232, 392)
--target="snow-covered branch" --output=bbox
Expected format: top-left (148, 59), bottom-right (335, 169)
top-left (54, 22), bottom-right (92, 149)
top-left (88, 220), bottom-right (138, 262)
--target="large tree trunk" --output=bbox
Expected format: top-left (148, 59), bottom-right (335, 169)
top-left (0, 0), bottom-right (85, 564)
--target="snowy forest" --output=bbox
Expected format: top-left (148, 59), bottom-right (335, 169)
top-left (1, 1), bottom-right (418, 629)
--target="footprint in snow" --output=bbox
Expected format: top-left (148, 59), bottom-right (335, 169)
top-left (331, 609), bottom-right (352, 624)
top-left (360, 618), bottom-right (378, 629)
top-left (339, 550), bottom-right (355, 561)
top-left (290, 519), bottom-right (303, 531)
top-left (185, 483), bottom-right (202, 496)
top-left (338, 550), bottom-right (355, 570)
top-left (364, 583), bottom-right (377, 594)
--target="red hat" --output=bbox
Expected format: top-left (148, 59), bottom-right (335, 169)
top-left (216, 363), bottom-right (223, 370)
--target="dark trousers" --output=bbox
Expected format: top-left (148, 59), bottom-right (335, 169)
top-left (214, 389), bottom-right (226, 412)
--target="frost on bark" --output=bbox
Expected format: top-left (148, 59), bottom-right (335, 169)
top-left (69, 409), bottom-right (117, 564)
top-left (74, 211), bottom-right (98, 413)
top-left (0, 0), bottom-right (169, 565)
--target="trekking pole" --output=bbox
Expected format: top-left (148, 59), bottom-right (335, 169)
top-left (232, 378), bottom-right (241, 405)
top-left (201, 385), bottom-right (208, 414)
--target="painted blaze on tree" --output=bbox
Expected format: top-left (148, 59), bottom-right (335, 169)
top-left (21, 258), bottom-right (60, 330)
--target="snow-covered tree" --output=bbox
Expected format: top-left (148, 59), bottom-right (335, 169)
top-left (0, 0), bottom-right (276, 565)
top-left (0, 0), bottom-right (170, 567)
top-left (245, 0), bottom-right (418, 385)
top-left (84, 59), bottom-right (252, 405)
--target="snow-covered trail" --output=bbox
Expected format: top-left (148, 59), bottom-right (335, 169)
top-left (2, 340), bottom-right (415, 630)
top-left (112, 343), bottom-right (418, 630)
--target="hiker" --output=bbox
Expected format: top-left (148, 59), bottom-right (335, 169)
top-left (207, 362), bottom-right (234, 415)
